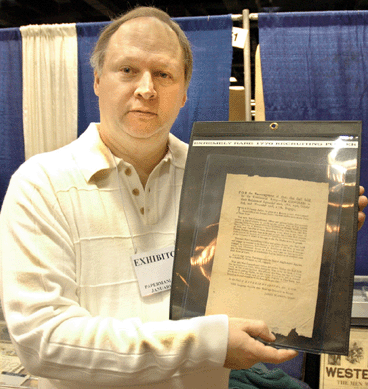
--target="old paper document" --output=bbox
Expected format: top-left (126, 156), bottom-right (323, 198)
top-left (205, 174), bottom-right (329, 337)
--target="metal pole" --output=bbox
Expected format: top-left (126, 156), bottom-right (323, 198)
top-left (242, 9), bottom-right (252, 121)
top-left (231, 13), bottom-right (258, 21)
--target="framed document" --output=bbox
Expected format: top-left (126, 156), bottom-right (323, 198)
top-left (170, 121), bottom-right (361, 355)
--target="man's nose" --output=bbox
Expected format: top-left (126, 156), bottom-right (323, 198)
top-left (134, 72), bottom-right (157, 100)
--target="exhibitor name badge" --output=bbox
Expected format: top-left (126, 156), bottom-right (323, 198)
top-left (131, 246), bottom-right (175, 297)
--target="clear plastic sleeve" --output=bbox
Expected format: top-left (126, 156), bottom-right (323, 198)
top-left (170, 121), bottom-right (361, 355)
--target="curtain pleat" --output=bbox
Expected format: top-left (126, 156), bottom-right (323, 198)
top-left (20, 24), bottom-right (78, 160)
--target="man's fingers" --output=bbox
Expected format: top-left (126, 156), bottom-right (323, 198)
top-left (357, 186), bottom-right (367, 231)
top-left (230, 318), bottom-right (276, 342)
top-left (245, 332), bottom-right (298, 363)
top-left (225, 330), bottom-right (298, 370)
top-left (358, 190), bottom-right (368, 212)
top-left (255, 342), bottom-right (299, 364)
top-left (242, 320), bottom-right (276, 343)
top-left (358, 211), bottom-right (366, 230)
top-left (226, 318), bottom-right (299, 370)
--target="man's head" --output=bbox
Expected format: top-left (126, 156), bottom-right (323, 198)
top-left (91, 6), bottom-right (193, 89)
top-left (92, 8), bottom-right (189, 156)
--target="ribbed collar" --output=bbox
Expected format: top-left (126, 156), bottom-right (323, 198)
top-left (71, 123), bottom-right (188, 183)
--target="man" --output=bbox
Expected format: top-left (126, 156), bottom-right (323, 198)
top-left (0, 6), bottom-right (366, 389)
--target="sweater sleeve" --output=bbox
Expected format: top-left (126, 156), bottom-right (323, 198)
top-left (0, 162), bottom-right (229, 386)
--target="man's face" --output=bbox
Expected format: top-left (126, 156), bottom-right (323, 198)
top-left (94, 17), bottom-right (187, 144)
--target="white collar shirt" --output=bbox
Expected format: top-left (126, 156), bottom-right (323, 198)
top-left (0, 123), bottom-right (229, 389)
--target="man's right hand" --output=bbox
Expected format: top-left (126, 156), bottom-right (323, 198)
top-left (224, 318), bottom-right (299, 370)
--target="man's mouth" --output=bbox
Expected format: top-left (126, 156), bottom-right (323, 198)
top-left (130, 109), bottom-right (157, 115)
top-left (128, 110), bottom-right (157, 120)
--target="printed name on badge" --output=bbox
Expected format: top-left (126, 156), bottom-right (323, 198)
top-left (131, 246), bottom-right (175, 297)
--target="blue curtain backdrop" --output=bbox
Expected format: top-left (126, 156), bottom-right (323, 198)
top-left (76, 15), bottom-right (233, 142)
top-left (259, 11), bottom-right (368, 274)
top-left (0, 15), bottom-right (232, 209)
top-left (0, 28), bottom-right (24, 210)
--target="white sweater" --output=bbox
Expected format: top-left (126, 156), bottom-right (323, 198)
top-left (0, 123), bottom-right (230, 389)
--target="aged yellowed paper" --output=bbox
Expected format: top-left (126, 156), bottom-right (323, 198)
top-left (205, 174), bottom-right (329, 338)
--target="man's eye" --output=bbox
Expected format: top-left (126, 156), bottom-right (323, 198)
top-left (120, 67), bottom-right (139, 77)
top-left (159, 72), bottom-right (170, 79)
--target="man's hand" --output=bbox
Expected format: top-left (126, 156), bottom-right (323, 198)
top-left (358, 186), bottom-right (368, 231)
top-left (224, 318), bottom-right (298, 370)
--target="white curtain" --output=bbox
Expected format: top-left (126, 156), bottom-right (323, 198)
top-left (20, 24), bottom-right (78, 160)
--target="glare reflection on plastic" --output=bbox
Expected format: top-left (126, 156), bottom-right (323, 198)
top-left (190, 236), bottom-right (217, 281)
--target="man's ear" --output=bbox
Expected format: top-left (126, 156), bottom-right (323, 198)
top-left (93, 71), bottom-right (100, 97)
top-left (181, 91), bottom-right (187, 108)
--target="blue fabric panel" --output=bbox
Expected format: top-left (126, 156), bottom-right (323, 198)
top-left (76, 15), bottom-right (233, 143)
top-left (259, 11), bottom-right (368, 274)
top-left (0, 28), bottom-right (24, 210)
top-left (171, 16), bottom-right (233, 143)
top-left (76, 22), bottom-right (109, 134)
